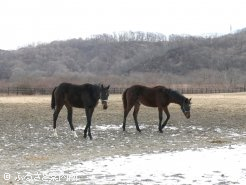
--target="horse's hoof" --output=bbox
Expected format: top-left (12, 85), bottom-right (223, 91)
top-left (161, 124), bottom-right (167, 129)
top-left (159, 130), bottom-right (163, 133)
top-left (53, 129), bottom-right (58, 137)
top-left (73, 131), bottom-right (78, 138)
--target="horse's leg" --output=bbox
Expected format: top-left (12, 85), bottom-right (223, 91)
top-left (122, 110), bottom-right (128, 131)
top-left (161, 106), bottom-right (170, 129)
top-left (133, 103), bottom-right (141, 132)
top-left (158, 107), bottom-right (163, 133)
top-left (87, 108), bottom-right (94, 140)
top-left (84, 107), bottom-right (94, 139)
top-left (83, 108), bottom-right (89, 138)
top-left (53, 104), bottom-right (63, 137)
top-left (65, 104), bottom-right (78, 138)
top-left (123, 103), bottom-right (135, 131)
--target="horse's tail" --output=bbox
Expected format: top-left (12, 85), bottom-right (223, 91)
top-left (122, 88), bottom-right (128, 111)
top-left (51, 87), bottom-right (57, 110)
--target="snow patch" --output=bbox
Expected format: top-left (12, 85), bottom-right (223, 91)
top-left (42, 145), bottom-right (246, 184)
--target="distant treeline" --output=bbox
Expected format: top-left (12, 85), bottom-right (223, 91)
top-left (0, 30), bottom-right (246, 88)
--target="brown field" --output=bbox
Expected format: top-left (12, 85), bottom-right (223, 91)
top-left (0, 93), bottom-right (246, 184)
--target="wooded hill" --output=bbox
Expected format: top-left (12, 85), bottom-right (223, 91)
top-left (0, 30), bottom-right (246, 88)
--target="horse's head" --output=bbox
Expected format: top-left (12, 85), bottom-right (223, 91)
top-left (100, 84), bottom-right (110, 109)
top-left (181, 98), bottom-right (191, 119)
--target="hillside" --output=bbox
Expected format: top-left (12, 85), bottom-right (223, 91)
top-left (0, 30), bottom-right (246, 87)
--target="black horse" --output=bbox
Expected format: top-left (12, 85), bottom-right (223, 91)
top-left (122, 85), bottom-right (191, 133)
top-left (51, 83), bottom-right (110, 139)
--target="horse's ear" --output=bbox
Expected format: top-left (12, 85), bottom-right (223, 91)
top-left (189, 98), bottom-right (192, 103)
top-left (107, 85), bottom-right (110, 89)
top-left (185, 98), bottom-right (189, 103)
top-left (101, 84), bottom-right (104, 89)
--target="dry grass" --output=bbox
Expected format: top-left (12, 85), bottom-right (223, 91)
top-left (1, 92), bottom-right (245, 105)
top-left (1, 93), bottom-right (246, 124)
top-left (0, 95), bottom-right (50, 104)
top-left (0, 93), bottom-right (246, 184)
top-left (1, 93), bottom-right (245, 131)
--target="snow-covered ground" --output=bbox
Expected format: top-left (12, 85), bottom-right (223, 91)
top-left (42, 144), bottom-right (246, 185)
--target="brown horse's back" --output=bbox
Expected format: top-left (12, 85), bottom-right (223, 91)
top-left (124, 85), bottom-right (169, 107)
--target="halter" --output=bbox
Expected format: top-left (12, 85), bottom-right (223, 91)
top-left (98, 84), bottom-right (109, 103)
top-left (181, 102), bottom-right (190, 113)
top-left (99, 92), bottom-right (108, 102)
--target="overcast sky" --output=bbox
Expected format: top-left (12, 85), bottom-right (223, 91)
top-left (0, 0), bottom-right (245, 50)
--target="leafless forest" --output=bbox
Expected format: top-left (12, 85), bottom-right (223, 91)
top-left (1, 30), bottom-right (246, 88)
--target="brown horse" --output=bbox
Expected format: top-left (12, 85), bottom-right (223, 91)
top-left (122, 85), bottom-right (191, 133)
top-left (51, 83), bottom-right (110, 139)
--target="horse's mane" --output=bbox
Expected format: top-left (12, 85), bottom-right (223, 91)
top-left (90, 84), bottom-right (101, 101)
top-left (166, 88), bottom-right (186, 104)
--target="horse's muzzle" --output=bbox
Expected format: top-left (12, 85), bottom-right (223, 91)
top-left (102, 101), bottom-right (108, 110)
top-left (184, 112), bottom-right (190, 119)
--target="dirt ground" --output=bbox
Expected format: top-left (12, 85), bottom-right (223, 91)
top-left (0, 93), bottom-right (246, 184)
